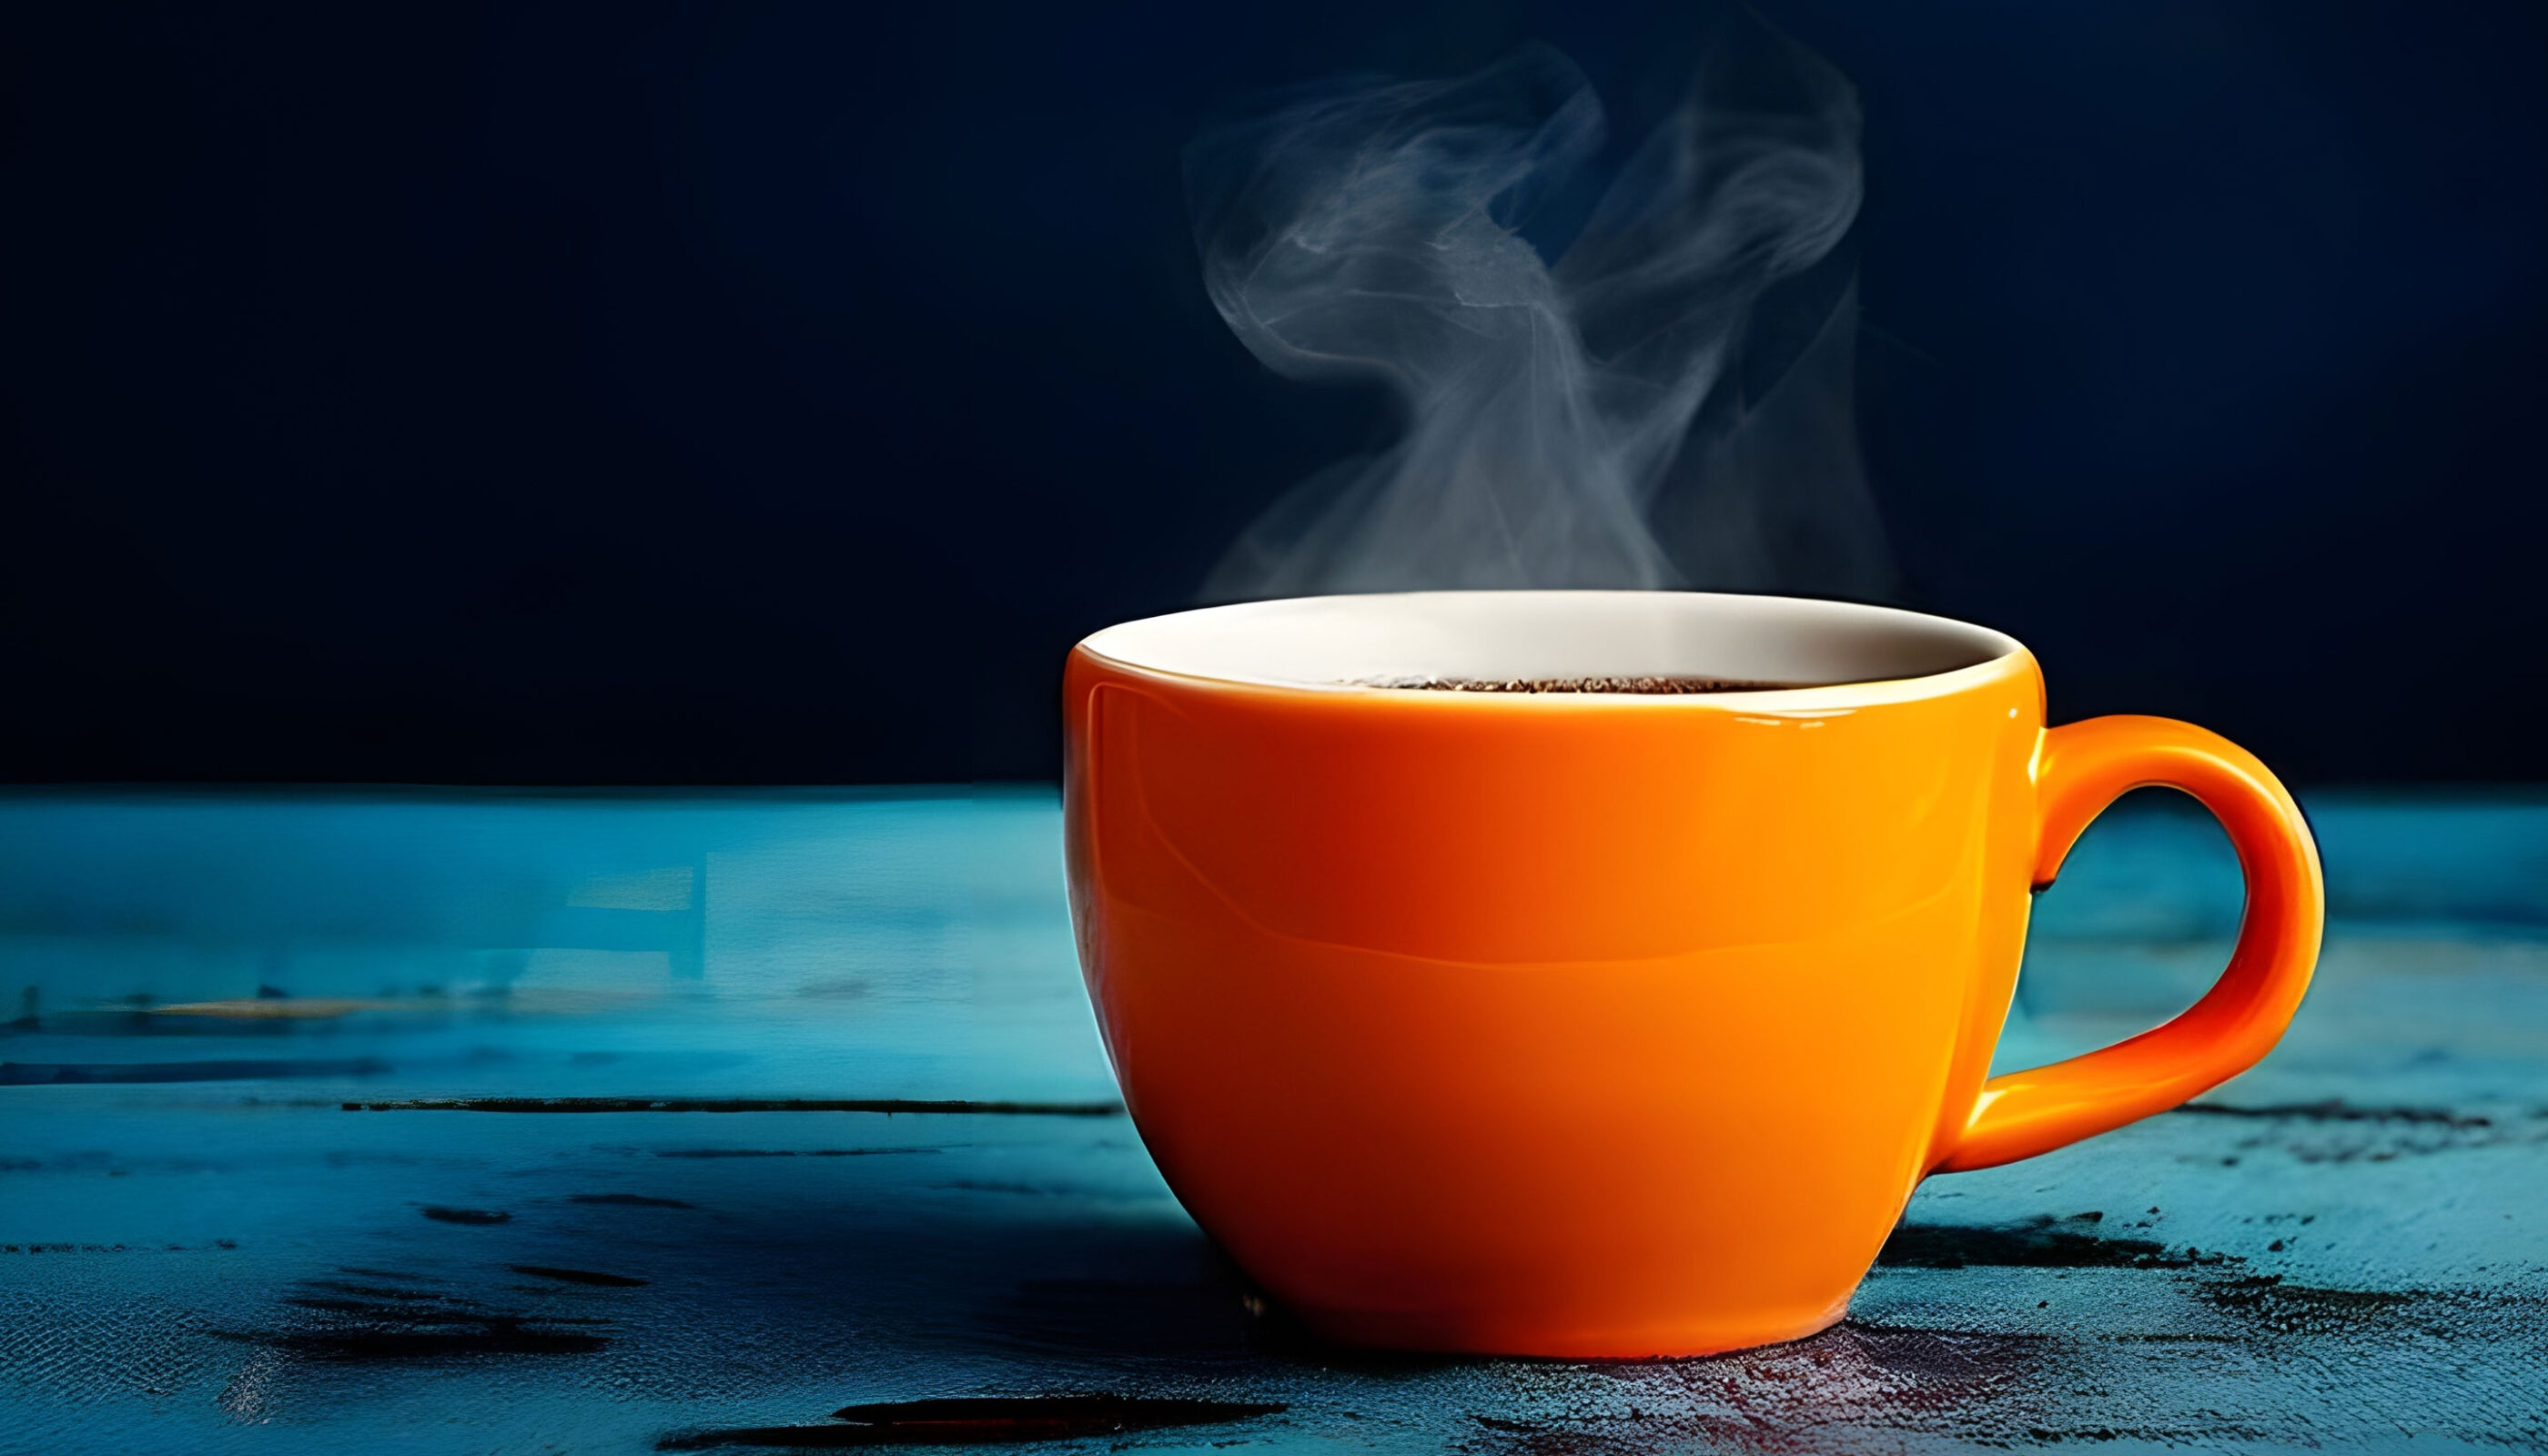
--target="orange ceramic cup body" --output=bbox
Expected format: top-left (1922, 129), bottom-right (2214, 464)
top-left (1063, 592), bottom-right (2321, 1358)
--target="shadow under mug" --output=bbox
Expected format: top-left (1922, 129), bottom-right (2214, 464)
top-left (1063, 591), bottom-right (2321, 1359)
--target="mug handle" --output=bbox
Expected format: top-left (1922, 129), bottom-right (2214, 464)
top-left (1936, 715), bottom-right (2325, 1173)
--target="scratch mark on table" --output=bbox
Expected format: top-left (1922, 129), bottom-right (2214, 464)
top-left (1876, 1214), bottom-right (2234, 1270)
top-left (226, 1278), bottom-right (615, 1361)
top-left (657, 1395), bottom-right (1288, 1450)
top-left (2176, 1099), bottom-right (2494, 1127)
top-left (652, 1147), bottom-right (942, 1159)
top-left (342, 1097), bottom-right (1124, 1116)
top-left (249, 1324), bottom-right (611, 1360)
top-left (511, 1263), bottom-right (649, 1287)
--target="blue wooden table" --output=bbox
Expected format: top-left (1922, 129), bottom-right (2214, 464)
top-left (4, 788), bottom-right (2543, 1452)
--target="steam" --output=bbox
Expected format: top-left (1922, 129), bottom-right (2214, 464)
top-left (1186, 19), bottom-right (1894, 600)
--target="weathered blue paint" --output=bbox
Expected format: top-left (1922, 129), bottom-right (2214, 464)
top-left (3, 789), bottom-right (2543, 1452)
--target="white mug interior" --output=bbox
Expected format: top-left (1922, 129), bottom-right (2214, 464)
top-left (1078, 591), bottom-right (2025, 700)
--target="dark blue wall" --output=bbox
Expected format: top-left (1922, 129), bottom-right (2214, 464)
top-left (4, 2), bottom-right (2542, 783)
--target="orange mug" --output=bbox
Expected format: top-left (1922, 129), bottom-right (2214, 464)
top-left (1062, 591), bottom-right (2321, 1358)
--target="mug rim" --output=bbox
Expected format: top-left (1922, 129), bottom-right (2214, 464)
top-left (1076, 590), bottom-right (2033, 713)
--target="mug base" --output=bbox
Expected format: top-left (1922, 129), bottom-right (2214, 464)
top-left (1289, 1298), bottom-right (1852, 1360)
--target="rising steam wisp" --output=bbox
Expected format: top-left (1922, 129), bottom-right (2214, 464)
top-left (1187, 17), bottom-right (1895, 601)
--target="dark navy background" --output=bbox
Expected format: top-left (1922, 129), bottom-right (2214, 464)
top-left (3, 2), bottom-right (2542, 784)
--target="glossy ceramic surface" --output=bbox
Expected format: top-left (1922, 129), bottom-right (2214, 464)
top-left (1061, 592), bottom-right (2322, 1358)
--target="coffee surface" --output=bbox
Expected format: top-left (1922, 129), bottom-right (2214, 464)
top-left (1363, 674), bottom-right (1802, 694)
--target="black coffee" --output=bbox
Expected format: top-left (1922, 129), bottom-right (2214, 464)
top-left (1364, 674), bottom-right (1802, 694)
